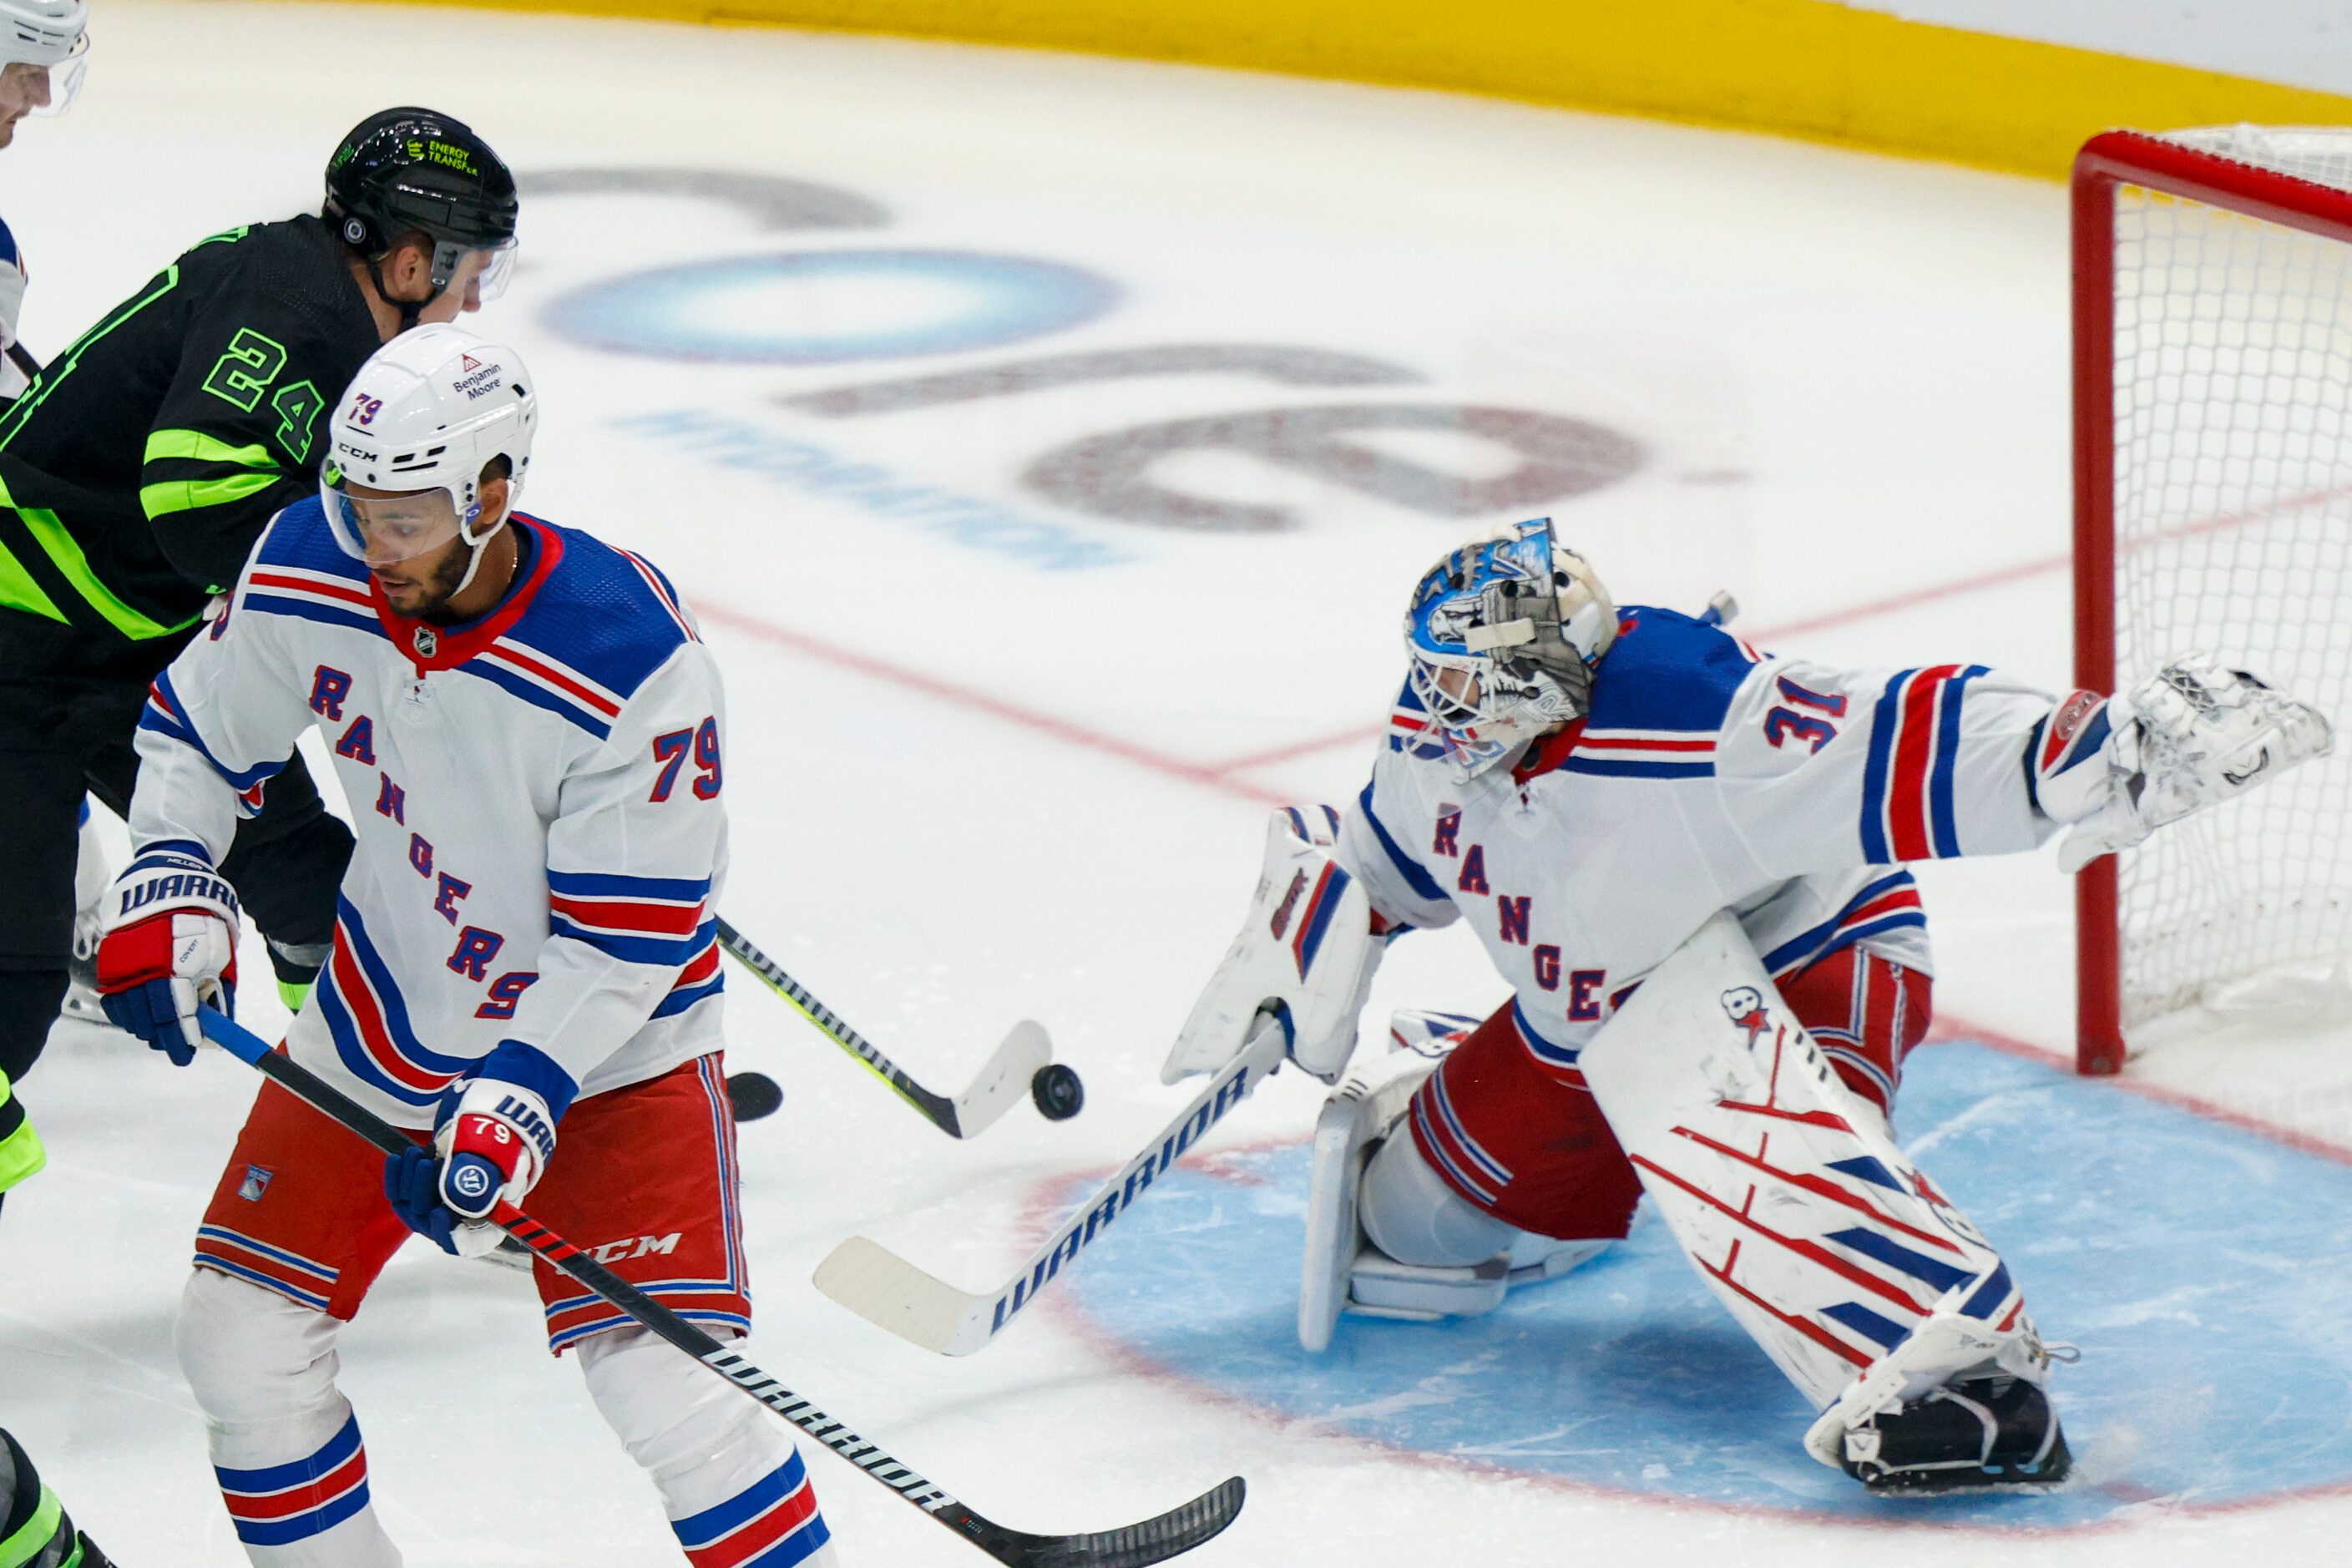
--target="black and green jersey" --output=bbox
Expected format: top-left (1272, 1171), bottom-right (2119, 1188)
top-left (0, 215), bottom-right (379, 677)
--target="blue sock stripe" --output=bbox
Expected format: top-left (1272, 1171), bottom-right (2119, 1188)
top-left (214, 1414), bottom-right (362, 1491)
top-left (672, 1450), bottom-right (811, 1545)
top-left (230, 1482), bottom-right (372, 1547)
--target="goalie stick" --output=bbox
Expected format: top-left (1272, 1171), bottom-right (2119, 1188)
top-left (718, 916), bottom-right (1053, 1140)
top-left (816, 1020), bottom-right (1289, 1355)
top-left (195, 1009), bottom-right (1245, 1568)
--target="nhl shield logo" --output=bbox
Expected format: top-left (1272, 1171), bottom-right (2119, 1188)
top-left (238, 1165), bottom-right (274, 1202)
top-left (413, 625), bottom-right (438, 658)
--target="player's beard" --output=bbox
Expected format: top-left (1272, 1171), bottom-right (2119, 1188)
top-left (379, 538), bottom-right (475, 620)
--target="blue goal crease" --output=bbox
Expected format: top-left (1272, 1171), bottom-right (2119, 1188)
top-left (1055, 1040), bottom-right (2352, 1529)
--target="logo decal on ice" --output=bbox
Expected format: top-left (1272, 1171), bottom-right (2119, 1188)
top-left (413, 625), bottom-right (437, 659)
top-left (1721, 986), bottom-right (1772, 1044)
top-left (239, 1165), bottom-right (273, 1201)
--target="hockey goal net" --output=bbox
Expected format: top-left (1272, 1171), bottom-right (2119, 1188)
top-left (2076, 127), bottom-right (2352, 1075)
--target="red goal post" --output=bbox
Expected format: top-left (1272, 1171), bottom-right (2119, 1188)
top-left (2073, 129), bottom-right (2352, 1075)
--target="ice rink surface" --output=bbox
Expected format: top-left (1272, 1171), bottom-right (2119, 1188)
top-left (11, 3), bottom-right (2352, 1563)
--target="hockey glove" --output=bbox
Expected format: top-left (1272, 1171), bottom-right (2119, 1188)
top-left (2036, 656), bottom-right (2333, 873)
top-left (94, 846), bottom-right (240, 1065)
top-left (1165, 806), bottom-right (1394, 1086)
top-left (386, 1043), bottom-right (571, 1257)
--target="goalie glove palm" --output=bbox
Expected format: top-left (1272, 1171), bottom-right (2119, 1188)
top-left (1165, 806), bottom-right (1390, 1086)
top-left (2040, 655), bottom-right (2334, 873)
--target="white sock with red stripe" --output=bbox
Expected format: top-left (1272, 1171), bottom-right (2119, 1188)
top-left (579, 1327), bottom-right (836, 1566)
top-left (176, 1269), bottom-right (402, 1565)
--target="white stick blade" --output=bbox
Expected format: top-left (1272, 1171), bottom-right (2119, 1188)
top-left (813, 1236), bottom-right (989, 1355)
top-left (948, 1019), bottom-right (1054, 1136)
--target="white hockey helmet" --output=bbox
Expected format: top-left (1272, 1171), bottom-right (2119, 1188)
top-left (0, 0), bottom-right (88, 116)
top-left (321, 323), bottom-right (536, 593)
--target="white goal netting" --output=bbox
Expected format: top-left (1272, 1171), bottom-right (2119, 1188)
top-left (2112, 126), bottom-right (2352, 1025)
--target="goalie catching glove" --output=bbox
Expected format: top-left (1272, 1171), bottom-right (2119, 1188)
top-left (1165, 806), bottom-right (1396, 1087)
top-left (385, 1042), bottom-right (571, 1257)
top-left (94, 846), bottom-right (241, 1065)
top-left (2033, 654), bottom-right (2333, 873)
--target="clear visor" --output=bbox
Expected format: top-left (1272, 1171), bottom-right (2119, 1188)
top-left (15, 38), bottom-right (88, 118)
top-left (324, 478), bottom-right (465, 569)
top-left (446, 240), bottom-right (518, 309)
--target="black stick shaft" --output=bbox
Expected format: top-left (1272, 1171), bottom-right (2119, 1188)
top-left (194, 1010), bottom-right (1242, 1567)
top-left (716, 916), bottom-right (964, 1134)
top-left (195, 1013), bottom-right (1009, 1551)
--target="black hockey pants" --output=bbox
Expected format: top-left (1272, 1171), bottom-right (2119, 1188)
top-left (0, 623), bottom-right (351, 1089)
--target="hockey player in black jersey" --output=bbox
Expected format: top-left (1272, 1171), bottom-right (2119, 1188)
top-left (0, 9), bottom-right (124, 1558)
top-left (2, 1073), bottom-right (112, 1565)
top-left (0, 105), bottom-right (517, 1127)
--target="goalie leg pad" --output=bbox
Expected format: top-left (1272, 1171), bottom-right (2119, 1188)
top-left (1580, 913), bottom-right (2061, 1466)
top-left (1399, 1002), bottom-right (1646, 1244)
top-left (1360, 1123), bottom-right (1523, 1270)
top-left (1302, 1014), bottom-right (1609, 1352)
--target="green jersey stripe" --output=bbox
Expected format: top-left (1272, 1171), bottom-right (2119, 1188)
top-left (0, 537), bottom-right (65, 622)
top-left (0, 267), bottom-right (181, 452)
top-left (140, 469), bottom-right (281, 521)
top-left (144, 427), bottom-right (281, 471)
top-left (0, 470), bottom-right (203, 640)
top-left (0, 1481), bottom-right (64, 1567)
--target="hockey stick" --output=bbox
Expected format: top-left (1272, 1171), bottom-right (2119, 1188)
top-left (5, 342), bottom-right (38, 382)
top-left (194, 1009), bottom-right (1244, 1567)
top-left (716, 916), bottom-right (1065, 1138)
top-left (815, 1020), bottom-right (1289, 1356)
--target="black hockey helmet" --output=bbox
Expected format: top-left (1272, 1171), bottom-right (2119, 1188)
top-left (323, 107), bottom-right (518, 302)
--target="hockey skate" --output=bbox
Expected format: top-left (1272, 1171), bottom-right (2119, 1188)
top-left (1299, 1009), bottom-right (1604, 1352)
top-left (1805, 1302), bottom-right (2073, 1492)
top-left (1834, 1372), bottom-right (2071, 1493)
top-left (61, 805), bottom-right (109, 1025)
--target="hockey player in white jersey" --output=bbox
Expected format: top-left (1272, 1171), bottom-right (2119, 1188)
top-left (1167, 518), bottom-right (2329, 1491)
top-left (93, 326), bottom-right (836, 1566)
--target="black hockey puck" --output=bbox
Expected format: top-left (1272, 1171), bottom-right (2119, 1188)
top-left (726, 1071), bottom-right (783, 1123)
top-left (1030, 1062), bottom-right (1085, 1121)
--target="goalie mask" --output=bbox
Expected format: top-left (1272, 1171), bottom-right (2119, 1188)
top-left (1404, 518), bottom-right (1617, 778)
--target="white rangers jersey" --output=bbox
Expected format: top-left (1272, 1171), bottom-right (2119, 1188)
top-left (0, 215), bottom-right (29, 400)
top-left (129, 498), bottom-right (728, 1129)
top-left (1336, 606), bottom-right (2066, 1091)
